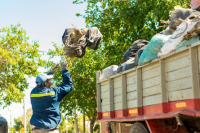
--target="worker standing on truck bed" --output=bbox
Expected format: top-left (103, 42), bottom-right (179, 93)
top-left (30, 61), bottom-right (73, 133)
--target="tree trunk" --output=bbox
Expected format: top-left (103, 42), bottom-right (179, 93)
top-left (86, 108), bottom-right (97, 133)
top-left (83, 109), bottom-right (85, 133)
top-left (74, 108), bottom-right (79, 133)
top-left (90, 121), bottom-right (94, 133)
top-left (89, 112), bottom-right (96, 133)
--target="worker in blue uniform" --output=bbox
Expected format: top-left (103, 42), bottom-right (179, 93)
top-left (30, 61), bottom-right (73, 133)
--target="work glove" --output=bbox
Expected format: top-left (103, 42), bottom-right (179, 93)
top-left (50, 64), bottom-right (59, 74)
top-left (61, 61), bottom-right (68, 71)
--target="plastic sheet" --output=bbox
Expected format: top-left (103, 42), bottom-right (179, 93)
top-left (175, 38), bottom-right (200, 50)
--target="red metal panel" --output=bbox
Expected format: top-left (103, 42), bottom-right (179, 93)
top-left (114, 109), bottom-right (134, 118)
top-left (98, 99), bottom-right (200, 122)
top-left (146, 119), bottom-right (189, 133)
top-left (98, 110), bottom-right (196, 122)
top-left (127, 107), bottom-right (139, 117)
top-left (138, 107), bottom-right (143, 115)
top-left (143, 103), bottom-right (168, 115)
top-left (114, 110), bottom-right (123, 118)
top-left (98, 112), bottom-right (102, 119)
top-left (122, 109), bottom-right (127, 117)
top-left (146, 119), bottom-right (170, 133)
top-left (101, 111), bottom-right (115, 119)
top-left (127, 107), bottom-right (143, 116)
top-left (169, 99), bottom-right (200, 112)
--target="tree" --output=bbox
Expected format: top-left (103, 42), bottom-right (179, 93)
top-left (13, 118), bottom-right (23, 132)
top-left (66, 113), bottom-right (90, 133)
top-left (0, 23), bottom-right (46, 107)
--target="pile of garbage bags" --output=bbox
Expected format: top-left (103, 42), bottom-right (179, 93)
top-left (99, 7), bottom-right (200, 81)
top-left (62, 27), bottom-right (103, 58)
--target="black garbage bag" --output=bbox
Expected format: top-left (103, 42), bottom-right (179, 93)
top-left (123, 39), bottom-right (149, 62)
top-left (117, 63), bottom-right (124, 73)
top-left (117, 58), bottom-right (135, 73)
top-left (123, 58), bottom-right (135, 71)
top-left (135, 45), bottom-right (147, 66)
top-left (85, 27), bottom-right (103, 50)
top-left (169, 8), bottom-right (196, 31)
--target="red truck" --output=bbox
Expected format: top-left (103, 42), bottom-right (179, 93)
top-left (96, 42), bottom-right (200, 133)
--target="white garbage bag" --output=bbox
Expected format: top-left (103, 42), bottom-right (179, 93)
top-left (99, 65), bottom-right (118, 81)
top-left (158, 12), bottom-right (200, 57)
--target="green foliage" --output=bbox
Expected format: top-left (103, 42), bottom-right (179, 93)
top-left (0, 23), bottom-right (46, 107)
top-left (59, 114), bottom-right (67, 133)
top-left (93, 124), bottom-right (100, 133)
top-left (13, 118), bottom-right (23, 132)
top-left (66, 116), bottom-right (75, 132)
top-left (74, 0), bottom-right (190, 67)
top-left (66, 114), bottom-right (89, 133)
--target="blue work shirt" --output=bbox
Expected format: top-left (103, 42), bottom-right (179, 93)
top-left (30, 70), bottom-right (73, 130)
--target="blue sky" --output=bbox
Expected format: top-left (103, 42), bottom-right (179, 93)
top-left (0, 0), bottom-right (87, 51)
top-left (0, 0), bottom-right (87, 128)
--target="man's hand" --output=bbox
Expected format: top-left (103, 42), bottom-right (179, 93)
top-left (50, 64), bottom-right (59, 74)
top-left (61, 61), bottom-right (68, 71)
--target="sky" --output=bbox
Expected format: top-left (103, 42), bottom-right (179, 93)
top-left (0, 0), bottom-right (87, 128)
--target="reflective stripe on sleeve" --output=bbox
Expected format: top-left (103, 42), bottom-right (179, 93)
top-left (31, 92), bottom-right (55, 97)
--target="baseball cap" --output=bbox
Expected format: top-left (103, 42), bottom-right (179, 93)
top-left (36, 73), bottom-right (53, 85)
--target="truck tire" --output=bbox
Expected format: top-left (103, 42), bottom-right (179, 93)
top-left (129, 122), bottom-right (150, 133)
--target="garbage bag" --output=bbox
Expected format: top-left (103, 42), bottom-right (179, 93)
top-left (62, 28), bottom-right (87, 58)
top-left (85, 27), bottom-right (103, 50)
top-left (117, 58), bottom-right (135, 73)
top-left (138, 34), bottom-right (171, 66)
top-left (158, 12), bottom-right (200, 57)
top-left (123, 58), bottom-right (135, 71)
top-left (175, 38), bottom-right (200, 50)
top-left (160, 26), bottom-right (173, 35)
top-left (123, 39), bottom-right (149, 62)
top-left (99, 65), bottom-right (118, 81)
top-left (169, 8), bottom-right (195, 31)
top-left (135, 45), bottom-right (147, 66)
top-left (117, 63), bottom-right (124, 73)
top-left (62, 27), bottom-right (103, 58)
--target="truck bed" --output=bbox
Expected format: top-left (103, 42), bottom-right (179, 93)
top-left (96, 42), bottom-right (200, 122)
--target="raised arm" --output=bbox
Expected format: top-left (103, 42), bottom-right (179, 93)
top-left (52, 61), bottom-right (74, 102)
